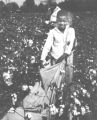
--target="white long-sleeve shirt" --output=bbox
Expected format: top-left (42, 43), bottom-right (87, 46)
top-left (41, 26), bottom-right (75, 61)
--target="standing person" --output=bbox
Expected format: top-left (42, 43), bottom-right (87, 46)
top-left (41, 10), bottom-right (75, 84)
top-left (40, 10), bottom-right (75, 120)
top-left (40, 10), bottom-right (76, 120)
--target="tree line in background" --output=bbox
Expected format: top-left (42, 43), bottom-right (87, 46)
top-left (0, 0), bottom-right (97, 15)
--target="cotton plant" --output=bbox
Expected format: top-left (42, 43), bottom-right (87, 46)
top-left (89, 69), bottom-right (97, 86)
top-left (89, 69), bottom-right (97, 79)
top-left (69, 83), bottom-right (91, 117)
top-left (70, 104), bottom-right (91, 117)
top-left (25, 112), bottom-right (32, 120)
top-left (59, 104), bottom-right (65, 116)
top-left (70, 104), bottom-right (80, 116)
top-left (0, 10), bottom-right (97, 120)
top-left (49, 104), bottom-right (58, 115)
top-left (22, 84), bottom-right (29, 91)
top-left (11, 93), bottom-right (17, 106)
top-left (85, 68), bottom-right (97, 95)
top-left (49, 83), bottom-right (91, 117)
top-left (0, 13), bottom-right (46, 86)
top-left (3, 70), bottom-right (13, 86)
top-left (8, 93), bottom-right (18, 113)
top-left (67, 68), bottom-right (97, 118)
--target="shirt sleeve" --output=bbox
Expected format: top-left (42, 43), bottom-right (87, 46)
top-left (41, 30), bottom-right (53, 61)
top-left (65, 28), bottom-right (75, 55)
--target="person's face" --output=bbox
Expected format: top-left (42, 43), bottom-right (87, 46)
top-left (57, 16), bottom-right (69, 31)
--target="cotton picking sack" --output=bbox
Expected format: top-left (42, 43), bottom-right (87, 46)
top-left (40, 60), bottom-right (66, 93)
top-left (1, 107), bottom-right (24, 120)
top-left (40, 60), bottom-right (66, 104)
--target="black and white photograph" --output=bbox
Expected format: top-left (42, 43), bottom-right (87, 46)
top-left (0, 0), bottom-right (97, 120)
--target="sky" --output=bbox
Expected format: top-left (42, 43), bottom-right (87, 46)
top-left (34, 0), bottom-right (65, 5)
top-left (0, 0), bottom-right (65, 7)
top-left (1, 0), bottom-right (25, 7)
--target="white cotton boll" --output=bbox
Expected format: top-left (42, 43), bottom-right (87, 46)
top-left (72, 106), bottom-right (80, 116)
top-left (30, 56), bottom-right (35, 64)
top-left (81, 106), bottom-right (86, 115)
top-left (55, 108), bottom-right (58, 113)
top-left (72, 110), bottom-right (76, 115)
top-left (14, 51), bottom-right (18, 55)
top-left (86, 92), bottom-right (90, 98)
top-left (3, 71), bottom-right (13, 86)
top-left (28, 39), bottom-right (33, 47)
top-left (60, 104), bottom-right (65, 108)
top-left (8, 107), bottom-right (15, 113)
top-left (25, 112), bottom-right (32, 119)
top-left (89, 69), bottom-right (97, 77)
top-left (82, 89), bottom-right (87, 94)
top-left (91, 80), bottom-right (96, 85)
top-left (11, 93), bottom-right (17, 105)
top-left (71, 95), bottom-right (74, 98)
top-left (2, 55), bottom-right (6, 58)
top-left (74, 98), bottom-right (81, 106)
top-left (60, 69), bottom-right (65, 74)
top-left (45, 20), bottom-right (50, 24)
top-left (73, 92), bottom-right (77, 97)
top-left (92, 69), bottom-right (96, 75)
top-left (85, 105), bottom-right (90, 113)
top-left (22, 85), bottom-right (29, 91)
top-left (59, 96), bottom-right (62, 100)
top-left (60, 108), bottom-right (63, 113)
top-left (50, 107), bottom-right (55, 115)
top-left (50, 104), bottom-right (58, 115)
top-left (72, 110), bottom-right (80, 116)
top-left (3, 71), bottom-right (11, 79)
top-left (29, 85), bottom-right (34, 93)
top-left (8, 66), bottom-right (16, 71)
top-left (59, 108), bottom-right (64, 116)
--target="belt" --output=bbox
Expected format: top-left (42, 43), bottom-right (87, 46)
top-left (51, 56), bottom-right (57, 65)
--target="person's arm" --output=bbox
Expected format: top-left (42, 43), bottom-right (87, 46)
top-left (41, 30), bottom-right (53, 62)
top-left (65, 28), bottom-right (75, 55)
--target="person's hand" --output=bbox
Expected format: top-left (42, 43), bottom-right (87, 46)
top-left (40, 60), bottom-right (49, 68)
top-left (40, 60), bottom-right (50, 68)
top-left (56, 53), bottom-right (69, 63)
top-left (40, 60), bottom-right (45, 68)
